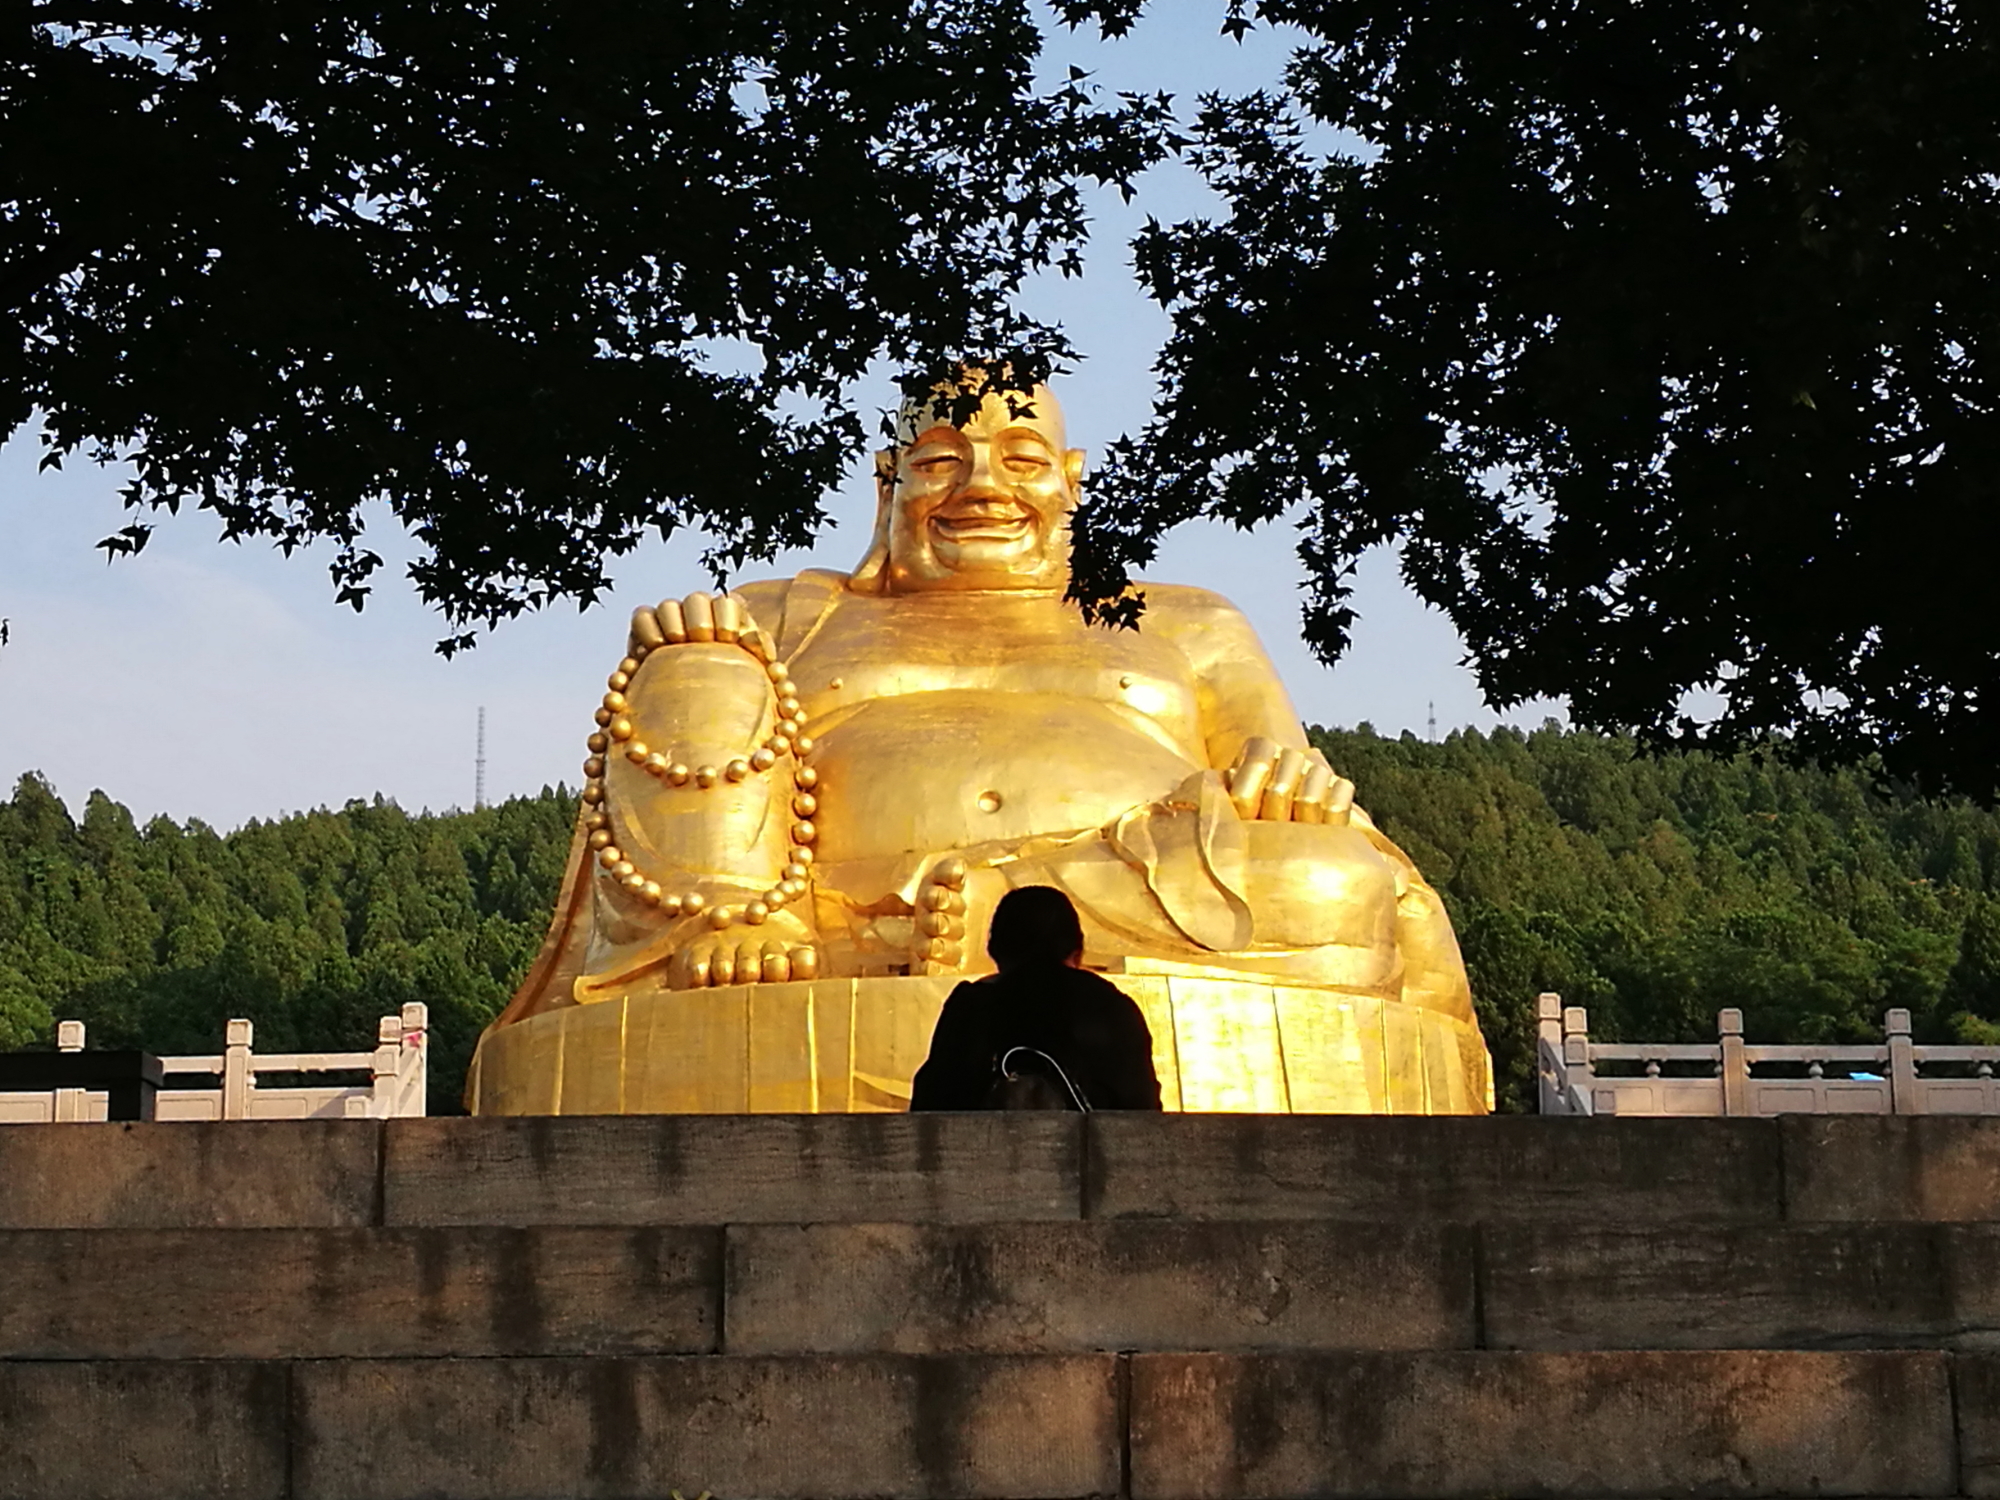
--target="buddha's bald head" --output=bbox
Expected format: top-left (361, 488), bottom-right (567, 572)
top-left (852, 369), bottom-right (1085, 595)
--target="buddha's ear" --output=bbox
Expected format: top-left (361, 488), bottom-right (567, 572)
top-left (847, 448), bottom-right (899, 594)
top-left (1065, 448), bottom-right (1086, 492)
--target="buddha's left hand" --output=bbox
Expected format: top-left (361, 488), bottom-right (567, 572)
top-left (1224, 738), bottom-right (1356, 825)
top-left (627, 590), bottom-right (774, 661)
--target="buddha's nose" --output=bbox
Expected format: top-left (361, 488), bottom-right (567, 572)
top-left (955, 444), bottom-right (1003, 501)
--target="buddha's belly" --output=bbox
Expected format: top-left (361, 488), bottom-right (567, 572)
top-left (808, 692), bottom-right (1199, 864)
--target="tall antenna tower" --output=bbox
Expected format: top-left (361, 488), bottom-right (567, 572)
top-left (1427, 701), bottom-right (1437, 743)
top-left (475, 706), bottom-right (487, 809)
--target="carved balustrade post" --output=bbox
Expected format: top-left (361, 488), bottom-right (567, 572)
top-left (1718, 1009), bottom-right (1748, 1116)
top-left (221, 1019), bottom-right (254, 1120)
top-left (1885, 1007), bottom-right (1918, 1115)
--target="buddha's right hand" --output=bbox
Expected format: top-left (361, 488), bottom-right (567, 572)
top-left (667, 909), bottom-right (818, 988)
top-left (629, 591), bottom-right (776, 662)
top-left (1225, 738), bottom-right (1356, 825)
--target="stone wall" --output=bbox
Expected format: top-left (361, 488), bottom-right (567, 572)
top-left (1, 1115), bottom-right (1996, 1499)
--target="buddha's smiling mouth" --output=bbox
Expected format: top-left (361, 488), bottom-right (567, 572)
top-left (930, 508), bottom-right (1034, 544)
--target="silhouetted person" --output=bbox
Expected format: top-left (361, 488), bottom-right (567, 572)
top-left (909, 886), bottom-right (1163, 1111)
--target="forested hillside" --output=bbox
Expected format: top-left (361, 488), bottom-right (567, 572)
top-left (6, 724), bottom-right (2000, 1111)
top-left (0, 778), bottom-right (572, 1110)
top-left (1314, 725), bottom-right (2000, 1108)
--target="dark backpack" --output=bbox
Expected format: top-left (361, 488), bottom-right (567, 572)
top-left (982, 1046), bottom-right (1092, 1112)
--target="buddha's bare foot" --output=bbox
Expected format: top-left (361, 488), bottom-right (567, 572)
top-left (912, 857), bottom-right (970, 976)
top-left (668, 908), bottom-right (818, 988)
top-left (1225, 737), bottom-right (1356, 825)
top-left (628, 590), bottom-right (776, 662)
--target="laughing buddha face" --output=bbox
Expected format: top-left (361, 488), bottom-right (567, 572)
top-left (871, 381), bottom-right (1086, 595)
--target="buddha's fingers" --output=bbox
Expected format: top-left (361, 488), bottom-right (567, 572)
top-left (683, 952), bottom-right (711, 990)
top-left (1294, 761), bottom-right (1335, 823)
top-left (645, 589), bottom-right (772, 663)
top-left (790, 945), bottom-right (820, 981)
top-left (1227, 736), bottom-right (1280, 821)
top-left (1326, 775), bottom-right (1357, 827)
top-left (683, 592), bottom-right (718, 642)
top-left (630, 606), bottom-right (667, 653)
top-left (761, 949), bottom-right (791, 984)
top-left (1262, 748), bottom-right (1307, 822)
top-left (711, 594), bottom-right (744, 644)
top-left (656, 598), bottom-right (689, 643)
top-left (710, 943), bottom-right (736, 987)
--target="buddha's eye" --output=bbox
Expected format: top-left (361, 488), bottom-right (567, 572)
top-left (912, 453), bottom-right (960, 475)
top-left (1003, 451), bottom-right (1051, 473)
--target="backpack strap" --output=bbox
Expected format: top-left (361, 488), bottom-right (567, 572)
top-left (995, 1047), bottom-right (1093, 1112)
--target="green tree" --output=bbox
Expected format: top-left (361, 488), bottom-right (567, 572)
top-left (1945, 894), bottom-right (2000, 1044)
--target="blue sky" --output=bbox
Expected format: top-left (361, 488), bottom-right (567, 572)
top-left (0, 7), bottom-right (1559, 830)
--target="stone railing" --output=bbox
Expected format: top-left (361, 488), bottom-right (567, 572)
top-left (0, 1004), bottom-right (428, 1123)
top-left (1537, 993), bottom-right (2000, 1116)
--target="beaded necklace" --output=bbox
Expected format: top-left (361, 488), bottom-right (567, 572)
top-left (575, 608), bottom-right (822, 941)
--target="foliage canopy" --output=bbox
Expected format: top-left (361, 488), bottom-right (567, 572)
top-left (1075, 0), bottom-right (2000, 796)
top-left (12, 2), bottom-right (2000, 791)
top-left (7, 1), bottom-right (1167, 648)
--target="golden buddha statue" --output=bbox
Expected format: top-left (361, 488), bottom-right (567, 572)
top-left (468, 373), bottom-right (1492, 1115)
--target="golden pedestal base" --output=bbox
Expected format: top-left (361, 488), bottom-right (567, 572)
top-left (467, 964), bottom-right (1492, 1115)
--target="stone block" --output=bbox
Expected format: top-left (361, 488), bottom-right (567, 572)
top-left (1087, 1115), bottom-right (1781, 1222)
top-left (724, 1220), bottom-right (1473, 1354)
top-left (1964, 1354), bottom-right (2000, 1497)
top-left (0, 1226), bottom-right (718, 1359)
top-left (384, 1114), bottom-right (1081, 1226)
top-left (1129, 1350), bottom-right (1955, 1499)
top-left (1483, 1224), bottom-right (2000, 1350)
top-left (1783, 1116), bottom-right (2000, 1222)
top-left (0, 1360), bottom-right (287, 1500)
top-left (291, 1354), bottom-right (1118, 1500)
top-left (0, 1120), bottom-right (379, 1228)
